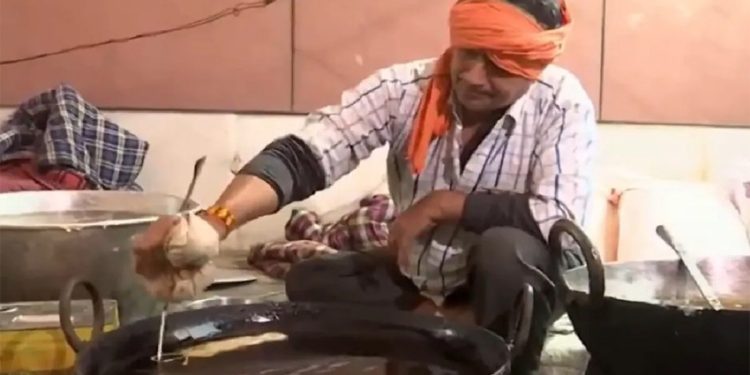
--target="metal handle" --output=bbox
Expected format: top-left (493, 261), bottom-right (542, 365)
top-left (548, 218), bottom-right (605, 308)
top-left (507, 283), bottom-right (533, 358)
top-left (180, 156), bottom-right (206, 212)
top-left (655, 225), bottom-right (723, 310)
top-left (59, 278), bottom-right (105, 353)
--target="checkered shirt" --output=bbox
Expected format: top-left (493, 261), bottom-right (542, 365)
top-left (0, 84), bottom-right (148, 190)
top-left (286, 194), bottom-right (396, 251)
top-left (248, 194), bottom-right (395, 279)
top-left (298, 59), bottom-right (597, 303)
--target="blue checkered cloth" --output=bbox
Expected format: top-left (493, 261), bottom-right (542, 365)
top-left (0, 84), bottom-right (149, 190)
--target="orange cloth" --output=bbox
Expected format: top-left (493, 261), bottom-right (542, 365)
top-left (407, 0), bottom-right (572, 174)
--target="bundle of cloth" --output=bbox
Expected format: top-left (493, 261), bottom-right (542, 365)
top-left (247, 194), bottom-right (396, 278)
top-left (0, 84), bottom-right (148, 192)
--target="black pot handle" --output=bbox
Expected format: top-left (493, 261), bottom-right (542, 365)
top-left (548, 218), bottom-right (605, 307)
top-left (59, 277), bottom-right (105, 353)
top-left (507, 283), bottom-right (533, 358)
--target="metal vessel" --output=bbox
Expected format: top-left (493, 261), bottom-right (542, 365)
top-left (0, 299), bottom-right (118, 372)
top-left (549, 219), bottom-right (750, 375)
top-left (0, 190), bottom-right (198, 324)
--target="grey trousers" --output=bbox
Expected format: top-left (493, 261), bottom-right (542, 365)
top-left (285, 227), bottom-right (564, 375)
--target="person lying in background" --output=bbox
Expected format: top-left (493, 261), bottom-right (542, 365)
top-left (133, 0), bottom-right (596, 373)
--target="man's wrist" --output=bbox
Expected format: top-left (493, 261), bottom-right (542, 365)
top-left (196, 206), bottom-right (234, 240)
top-left (427, 190), bottom-right (466, 223)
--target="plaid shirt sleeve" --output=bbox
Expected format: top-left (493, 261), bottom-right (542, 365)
top-left (296, 66), bottom-right (408, 187)
top-left (528, 82), bottom-right (597, 241)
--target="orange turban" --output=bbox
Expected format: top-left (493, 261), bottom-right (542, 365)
top-left (407, 0), bottom-right (572, 174)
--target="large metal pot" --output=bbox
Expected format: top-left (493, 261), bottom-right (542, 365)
top-left (73, 300), bottom-right (527, 375)
top-left (548, 219), bottom-right (750, 375)
top-left (0, 190), bottom-right (198, 324)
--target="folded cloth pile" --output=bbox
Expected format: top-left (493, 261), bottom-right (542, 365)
top-left (0, 84), bottom-right (148, 192)
top-left (247, 194), bottom-right (396, 279)
top-left (0, 159), bottom-right (90, 191)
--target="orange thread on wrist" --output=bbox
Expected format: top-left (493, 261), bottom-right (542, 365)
top-left (201, 205), bottom-right (236, 229)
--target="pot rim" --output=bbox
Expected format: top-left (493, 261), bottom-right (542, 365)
top-left (0, 190), bottom-right (199, 230)
top-left (561, 255), bottom-right (750, 312)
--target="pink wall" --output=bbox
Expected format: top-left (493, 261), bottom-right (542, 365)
top-left (0, 0), bottom-right (292, 111)
top-left (293, 0), bottom-right (602, 113)
top-left (601, 0), bottom-right (750, 126)
top-left (0, 0), bottom-right (747, 125)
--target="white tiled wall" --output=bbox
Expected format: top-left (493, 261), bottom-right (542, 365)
top-left (3, 107), bottom-right (750, 252)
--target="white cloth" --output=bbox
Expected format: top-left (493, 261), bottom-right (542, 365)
top-left (158, 213), bottom-right (221, 301)
top-left (165, 213), bottom-right (221, 268)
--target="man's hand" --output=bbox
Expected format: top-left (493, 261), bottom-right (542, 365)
top-left (388, 190), bottom-right (466, 270)
top-left (132, 213), bottom-right (222, 302)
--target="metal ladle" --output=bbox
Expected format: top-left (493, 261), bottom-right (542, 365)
top-left (156, 155), bottom-right (207, 363)
top-left (655, 225), bottom-right (723, 311)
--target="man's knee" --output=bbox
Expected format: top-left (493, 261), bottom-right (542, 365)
top-left (474, 226), bottom-right (554, 295)
top-left (473, 228), bottom-right (557, 373)
top-left (285, 256), bottom-right (338, 302)
top-left (476, 227), bottom-right (545, 268)
top-left (285, 252), bottom-right (393, 304)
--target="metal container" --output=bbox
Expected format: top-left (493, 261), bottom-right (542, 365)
top-left (548, 219), bottom-right (750, 375)
top-left (0, 300), bottom-right (118, 372)
top-left (74, 302), bottom-right (526, 375)
top-left (0, 190), bottom-right (198, 324)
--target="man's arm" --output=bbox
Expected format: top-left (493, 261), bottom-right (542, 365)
top-left (201, 67), bottom-right (407, 238)
top-left (414, 85), bottom-right (596, 243)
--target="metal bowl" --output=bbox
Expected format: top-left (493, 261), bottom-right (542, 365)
top-left (563, 255), bottom-right (750, 311)
top-left (0, 190), bottom-right (198, 324)
top-left (549, 219), bottom-right (750, 375)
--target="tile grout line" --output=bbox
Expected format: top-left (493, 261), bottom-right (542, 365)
top-left (598, 0), bottom-right (607, 121)
top-left (290, 0), bottom-right (296, 112)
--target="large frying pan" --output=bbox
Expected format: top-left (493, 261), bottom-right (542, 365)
top-left (60, 278), bottom-right (535, 375)
top-left (548, 219), bottom-right (750, 375)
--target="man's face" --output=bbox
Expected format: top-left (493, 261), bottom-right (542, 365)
top-left (450, 48), bottom-right (533, 113)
